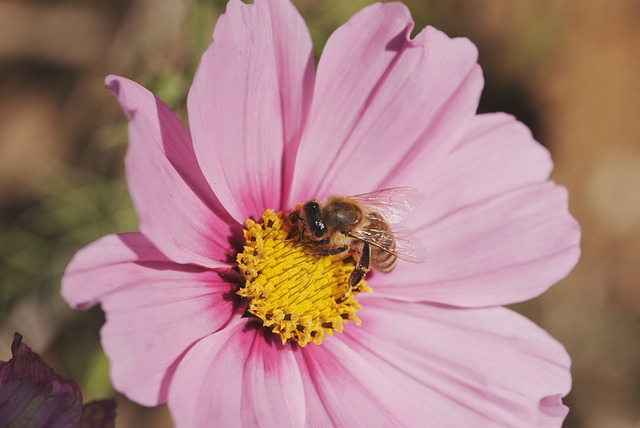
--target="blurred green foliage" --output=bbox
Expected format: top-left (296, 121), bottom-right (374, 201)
top-left (0, 154), bottom-right (135, 318)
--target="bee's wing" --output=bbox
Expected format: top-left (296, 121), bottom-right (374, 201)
top-left (350, 225), bottom-right (427, 264)
top-left (390, 226), bottom-right (428, 263)
top-left (351, 187), bottom-right (424, 224)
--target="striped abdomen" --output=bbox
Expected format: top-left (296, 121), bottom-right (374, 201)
top-left (366, 211), bottom-right (397, 273)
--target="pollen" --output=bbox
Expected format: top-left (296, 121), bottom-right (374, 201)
top-left (236, 209), bottom-right (371, 347)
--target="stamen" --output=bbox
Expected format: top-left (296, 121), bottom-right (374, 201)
top-left (236, 209), bottom-right (371, 346)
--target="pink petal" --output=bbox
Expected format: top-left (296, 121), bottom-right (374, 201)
top-left (296, 339), bottom-right (412, 426)
top-left (299, 297), bottom-right (570, 427)
top-left (106, 76), bottom-right (235, 268)
top-left (62, 233), bottom-right (167, 309)
top-left (265, 0), bottom-right (316, 193)
top-left (62, 233), bottom-right (238, 406)
top-left (373, 182), bottom-right (580, 307)
top-left (390, 112), bottom-right (553, 226)
top-left (287, 2), bottom-right (482, 205)
top-left (168, 319), bottom-right (305, 427)
top-left (188, 0), bottom-right (314, 222)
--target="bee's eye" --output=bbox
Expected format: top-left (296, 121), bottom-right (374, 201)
top-left (303, 201), bottom-right (320, 217)
top-left (313, 221), bottom-right (326, 238)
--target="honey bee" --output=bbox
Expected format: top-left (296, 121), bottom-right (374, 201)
top-left (290, 187), bottom-right (427, 288)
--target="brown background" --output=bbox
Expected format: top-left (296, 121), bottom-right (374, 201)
top-left (1, 0), bottom-right (639, 426)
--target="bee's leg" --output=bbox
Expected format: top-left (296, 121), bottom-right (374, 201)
top-left (286, 211), bottom-right (305, 241)
top-left (287, 211), bottom-right (301, 223)
top-left (315, 245), bottom-right (348, 256)
top-left (349, 241), bottom-right (371, 288)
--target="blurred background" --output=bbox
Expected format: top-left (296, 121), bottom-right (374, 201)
top-left (0, 0), bottom-right (638, 426)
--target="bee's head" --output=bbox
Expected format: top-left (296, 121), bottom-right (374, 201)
top-left (302, 201), bottom-right (326, 238)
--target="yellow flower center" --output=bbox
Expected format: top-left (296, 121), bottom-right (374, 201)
top-left (236, 209), bottom-right (371, 347)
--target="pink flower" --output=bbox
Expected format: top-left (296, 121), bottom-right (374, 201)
top-left (62, 0), bottom-right (580, 426)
